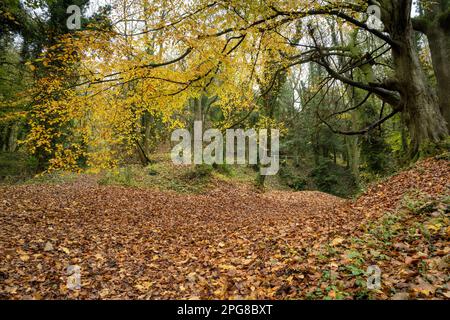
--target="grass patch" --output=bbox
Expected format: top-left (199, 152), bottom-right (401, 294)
top-left (98, 162), bottom-right (215, 193)
top-left (25, 171), bottom-right (80, 185)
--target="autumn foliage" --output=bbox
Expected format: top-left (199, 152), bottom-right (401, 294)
top-left (1, 157), bottom-right (448, 299)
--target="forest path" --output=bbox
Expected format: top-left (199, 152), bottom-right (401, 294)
top-left (0, 158), bottom-right (448, 299)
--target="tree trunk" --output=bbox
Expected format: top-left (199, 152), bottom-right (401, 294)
top-left (414, 0), bottom-right (450, 131)
top-left (380, 0), bottom-right (448, 151)
top-left (1, 121), bottom-right (21, 152)
top-left (428, 25), bottom-right (450, 130)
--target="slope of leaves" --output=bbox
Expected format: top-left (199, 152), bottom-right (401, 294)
top-left (0, 157), bottom-right (448, 299)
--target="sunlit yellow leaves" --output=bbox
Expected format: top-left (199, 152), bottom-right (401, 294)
top-left (331, 237), bottom-right (345, 246)
top-left (411, 278), bottom-right (436, 297)
top-left (218, 264), bottom-right (237, 271)
top-left (135, 280), bottom-right (153, 292)
top-left (19, 254), bottom-right (30, 262)
top-left (22, 0), bottom-right (362, 172)
top-left (27, 63), bottom-right (36, 72)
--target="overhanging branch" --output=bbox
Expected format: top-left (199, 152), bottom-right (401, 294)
top-left (317, 108), bottom-right (400, 136)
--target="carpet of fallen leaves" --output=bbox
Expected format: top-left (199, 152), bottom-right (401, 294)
top-left (0, 158), bottom-right (449, 300)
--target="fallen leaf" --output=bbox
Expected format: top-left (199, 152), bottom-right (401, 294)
top-left (331, 237), bottom-right (344, 246)
top-left (44, 242), bottom-right (54, 252)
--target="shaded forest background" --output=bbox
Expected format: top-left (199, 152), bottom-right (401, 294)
top-left (0, 0), bottom-right (449, 197)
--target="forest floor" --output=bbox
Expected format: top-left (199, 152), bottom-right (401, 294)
top-left (0, 157), bottom-right (449, 300)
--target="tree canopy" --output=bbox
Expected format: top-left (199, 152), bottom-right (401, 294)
top-left (0, 0), bottom-right (449, 176)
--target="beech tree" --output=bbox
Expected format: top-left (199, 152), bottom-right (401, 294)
top-left (413, 0), bottom-right (450, 132)
top-left (16, 0), bottom-right (449, 170)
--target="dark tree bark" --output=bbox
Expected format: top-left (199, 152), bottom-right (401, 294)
top-left (413, 0), bottom-right (450, 132)
top-left (375, 0), bottom-right (448, 151)
top-left (298, 0), bottom-right (449, 150)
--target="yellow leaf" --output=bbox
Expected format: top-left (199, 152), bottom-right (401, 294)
top-left (331, 237), bottom-right (344, 246)
top-left (411, 279), bottom-right (436, 296)
top-left (135, 281), bottom-right (152, 292)
top-left (60, 247), bottom-right (70, 254)
top-left (219, 264), bottom-right (236, 271)
top-left (19, 254), bottom-right (30, 262)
